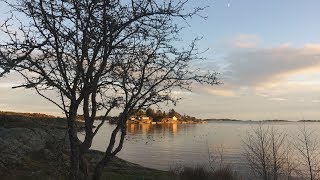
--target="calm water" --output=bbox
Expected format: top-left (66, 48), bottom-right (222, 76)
top-left (81, 121), bottom-right (320, 176)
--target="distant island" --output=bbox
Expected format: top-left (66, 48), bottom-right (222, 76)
top-left (205, 118), bottom-right (320, 123)
top-left (205, 118), bottom-right (242, 122)
top-left (109, 108), bottom-right (206, 124)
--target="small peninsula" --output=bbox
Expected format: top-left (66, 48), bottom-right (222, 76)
top-left (116, 108), bottom-right (206, 124)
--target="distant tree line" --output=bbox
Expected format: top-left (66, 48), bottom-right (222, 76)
top-left (131, 108), bottom-right (200, 122)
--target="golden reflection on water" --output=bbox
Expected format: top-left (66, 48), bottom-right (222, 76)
top-left (141, 124), bottom-right (151, 135)
top-left (171, 123), bottom-right (177, 135)
top-left (127, 123), bottom-right (179, 136)
top-left (128, 123), bottom-right (138, 134)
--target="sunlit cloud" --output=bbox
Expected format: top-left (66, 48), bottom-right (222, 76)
top-left (278, 43), bottom-right (292, 48)
top-left (224, 44), bottom-right (320, 88)
top-left (0, 82), bottom-right (18, 88)
top-left (268, 97), bottom-right (287, 101)
top-left (205, 88), bottom-right (238, 97)
top-left (257, 93), bottom-right (270, 97)
top-left (254, 71), bottom-right (320, 97)
top-left (170, 90), bottom-right (193, 98)
top-left (204, 42), bottom-right (320, 103)
top-left (312, 100), bottom-right (320, 103)
top-left (303, 43), bottom-right (320, 51)
top-left (228, 33), bottom-right (260, 49)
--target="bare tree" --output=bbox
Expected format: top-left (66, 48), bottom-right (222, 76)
top-left (243, 124), bottom-right (271, 180)
top-left (293, 124), bottom-right (320, 180)
top-left (282, 143), bottom-right (299, 180)
top-left (0, 0), bottom-right (219, 179)
top-left (243, 124), bottom-right (287, 180)
top-left (269, 127), bottom-right (287, 180)
top-left (206, 143), bottom-right (227, 172)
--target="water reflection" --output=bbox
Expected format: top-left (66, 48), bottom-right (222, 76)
top-left (86, 121), bottom-right (320, 178)
top-left (128, 123), bottom-right (137, 134)
top-left (172, 123), bottom-right (177, 135)
top-left (127, 123), bottom-right (180, 136)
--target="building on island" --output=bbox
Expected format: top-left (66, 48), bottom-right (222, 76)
top-left (172, 116), bottom-right (177, 121)
top-left (127, 115), bottom-right (152, 124)
top-left (126, 115), bottom-right (180, 124)
top-left (160, 116), bottom-right (178, 124)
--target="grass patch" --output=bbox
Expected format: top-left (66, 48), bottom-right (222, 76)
top-left (0, 111), bottom-right (84, 129)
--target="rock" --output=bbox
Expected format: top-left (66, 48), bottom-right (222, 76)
top-left (0, 127), bottom-right (67, 169)
top-left (42, 148), bottom-right (54, 160)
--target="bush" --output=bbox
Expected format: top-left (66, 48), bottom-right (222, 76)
top-left (211, 167), bottom-right (240, 180)
top-left (179, 166), bottom-right (208, 180)
top-left (172, 165), bottom-right (241, 180)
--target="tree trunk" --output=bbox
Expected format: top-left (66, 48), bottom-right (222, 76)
top-left (92, 155), bottom-right (113, 180)
top-left (67, 109), bottom-right (84, 180)
top-left (80, 154), bottom-right (89, 180)
top-left (91, 123), bottom-right (125, 180)
top-left (68, 129), bottom-right (81, 180)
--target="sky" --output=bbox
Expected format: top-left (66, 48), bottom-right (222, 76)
top-left (0, 0), bottom-right (320, 120)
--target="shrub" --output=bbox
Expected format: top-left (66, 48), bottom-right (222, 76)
top-left (172, 165), bottom-right (241, 180)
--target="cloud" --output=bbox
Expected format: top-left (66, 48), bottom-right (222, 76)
top-left (228, 34), bottom-right (260, 49)
top-left (312, 100), bottom-right (320, 103)
top-left (224, 44), bottom-right (320, 88)
top-left (198, 87), bottom-right (238, 97)
top-left (257, 93), bottom-right (270, 97)
top-left (0, 82), bottom-right (17, 88)
top-left (170, 90), bottom-right (193, 98)
top-left (268, 97), bottom-right (287, 101)
top-left (203, 43), bottom-right (320, 99)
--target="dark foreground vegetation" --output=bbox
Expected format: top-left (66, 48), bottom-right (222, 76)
top-left (170, 165), bottom-right (241, 180)
top-left (0, 111), bottom-right (239, 180)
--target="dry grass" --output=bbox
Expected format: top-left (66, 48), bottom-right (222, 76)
top-left (171, 165), bottom-right (242, 180)
top-left (0, 111), bottom-right (85, 129)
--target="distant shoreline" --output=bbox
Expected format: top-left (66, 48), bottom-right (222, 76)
top-left (1, 110), bottom-right (319, 124)
top-left (205, 118), bottom-right (320, 123)
top-left (125, 120), bottom-right (207, 125)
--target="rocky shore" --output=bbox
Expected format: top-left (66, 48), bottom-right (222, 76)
top-left (0, 112), bottom-right (169, 179)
